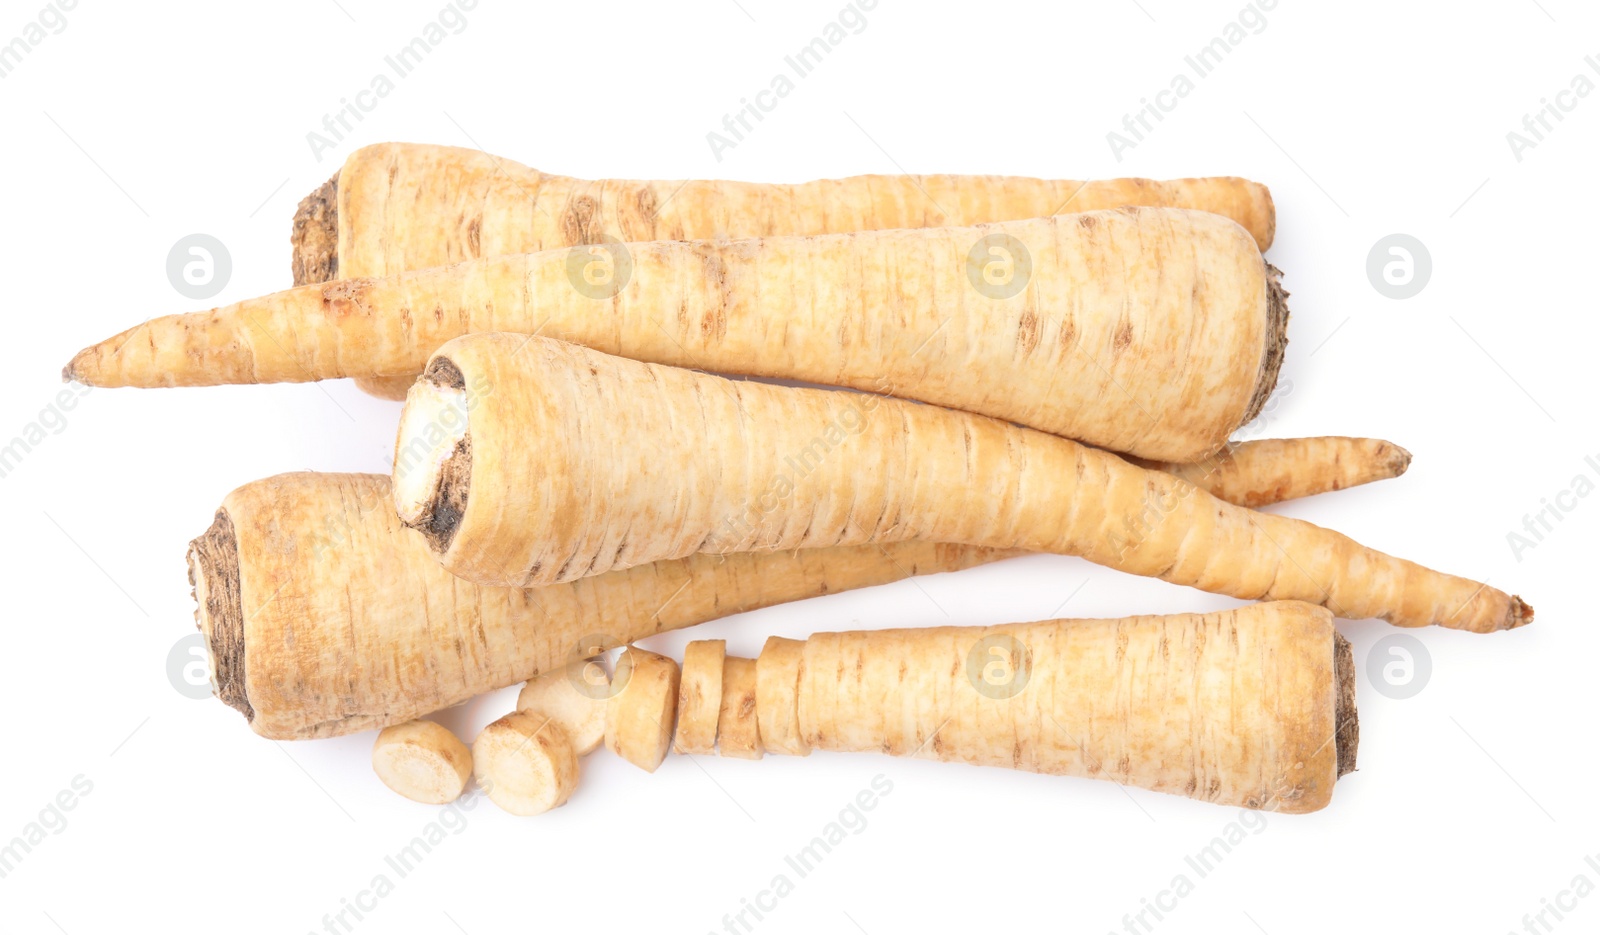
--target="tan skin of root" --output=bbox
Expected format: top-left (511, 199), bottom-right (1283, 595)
top-left (1127, 436), bottom-right (1412, 509)
top-left (290, 142), bottom-right (1276, 290)
top-left (605, 647), bottom-right (679, 772)
top-left (738, 602), bottom-right (1357, 814)
top-left (517, 666), bottom-right (608, 756)
top-left (371, 720), bottom-right (473, 804)
top-left (186, 472), bottom-right (1017, 741)
top-left (72, 208), bottom-right (1288, 463)
top-left (716, 657), bottom-right (762, 760)
top-left (294, 144), bottom-right (1274, 401)
top-left (673, 640), bottom-right (725, 756)
top-left (755, 637), bottom-right (809, 757)
top-left (473, 711), bottom-right (579, 816)
top-left (398, 335), bottom-right (1530, 633)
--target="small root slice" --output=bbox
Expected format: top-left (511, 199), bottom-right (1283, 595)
top-left (717, 656), bottom-right (762, 760)
top-left (473, 710), bottom-right (579, 816)
top-left (518, 664), bottom-right (609, 756)
top-left (372, 720), bottom-right (473, 804)
top-left (756, 637), bottom-right (810, 756)
top-left (673, 640), bottom-right (726, 756)
top-left (605, 646), bottom-right (680, 772)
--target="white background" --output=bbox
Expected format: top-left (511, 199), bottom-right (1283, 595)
top-left (1, 1), bottom-right (1595, 933)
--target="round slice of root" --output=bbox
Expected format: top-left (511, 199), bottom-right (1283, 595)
top-left (605, 646), bottom-right (680, 772)
top-left (518, 663), bottom-right (609, 756)
top-left (472, 710), bottom-right (579, 816)
top-left (756, 636), bottom-right (811, 756)
top-left (372, 720), bottom-right (473, 804)
top-left (717, 656), bottom-right (763, 760)
top-left (674, 640), bottom-right (726, 755)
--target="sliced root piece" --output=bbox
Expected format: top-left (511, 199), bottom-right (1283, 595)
top-left (472, 710), bottom-right (579, 816)
top-left (673, 640), bottom-right (725, 756)
top-left (717, 656), bottom-right (762, 760)
top-left (605, 646), bottom-right (680, 772)
top-left (756, 637), bottom-right (810, 756)
top-left (518, 664), bottom-right (609, 756)
top-left (371, 720), bottom-right (473, 804)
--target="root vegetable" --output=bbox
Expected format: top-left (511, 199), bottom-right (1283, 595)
top-left (289, 142), bottom-right (1276, 291)
top-left (716, 657), bottom-right (762, 760)
top-left (673, 640), bottom-right (725, 756)
top-left (517, 667), bottom-right (608, 756)
top-left (752, 601), bottom-right (1356, 813)
top-left (604, 646), bottom-right (679, 772)
top-left (186, 472), bottom-right (1012, 740)
top-left (1130, 437), bottom-right (1412, 508)
top-left (397, 334), bottom-right (1530, 633)
top-left (72, 207), bottom-right (1287, 462)
top-left (370, 720), bottom-right (472, 804)
top-left (472, 710), bottom-right (579, 816)
top-left (755, 637), bottom-right (809, 757)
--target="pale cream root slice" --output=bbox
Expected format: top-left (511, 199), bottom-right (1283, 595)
top-left (605, 646), bottom-right (680, 772)
top-left (518, 664), bottom-right (609, 756)
top-left (756, 637), bottom-right (810, 756)
top-left (717, 656), bottom-right (763, 760)
top-left (472, 710), bottom-right (579, 816)
top-left (371, 720), bottom-right (473, 804)
top-left (673, 640), bottom-right (726, 756)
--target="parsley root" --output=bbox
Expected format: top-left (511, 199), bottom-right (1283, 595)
top-left (395, 334), bottom-right (1529, 633)
top-left (289, 142), bottom-right (1276, 288)
top-left (72, 207), bottom-right (1286, 461)
top-left (186, 472), bottom-right (1012, 740)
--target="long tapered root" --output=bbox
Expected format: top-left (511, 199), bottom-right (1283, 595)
top-left (77, 208), bottom-right (1282, 462)
top-left (1131, 437), bottom-right (1413, 509)
top-left (409, 334), bottom-right (1529, 633)
top-left (191, 472), bottom-right (1012, 740)
top-left (299, 143), bottom-right (1277, 288)
top-left (473, 711), bottom-right (580, 816)
top-left (371, 720), bottom-right (473, 804)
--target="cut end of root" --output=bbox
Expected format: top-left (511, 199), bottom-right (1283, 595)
top-left (291, 171), bottom-right (340, 286)
top-left (1333, 630), bottom-right (1359, 779)
top-left (1509, 596), bottom-right (1535, 629)
top-left (186, 509), bottom-right (251, 722)
top-left (1238, 262), bottom-right (1291, 430)
top-left (393, 357), bottom-right (472, 553)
